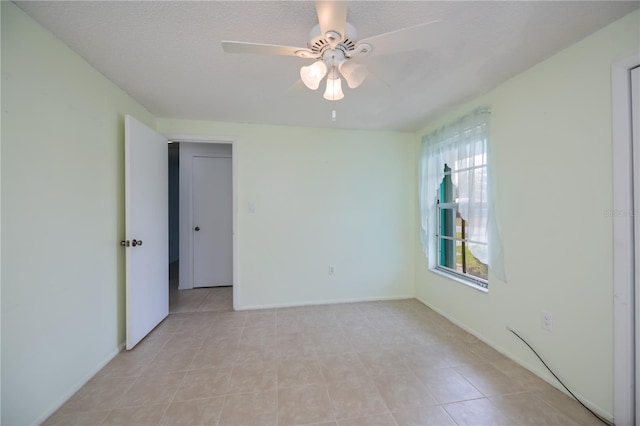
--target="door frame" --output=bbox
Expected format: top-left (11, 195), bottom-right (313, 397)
top-left (612, 52), bottom-right (640, 426)
top-left (168, 134), bottom-right (238, 310)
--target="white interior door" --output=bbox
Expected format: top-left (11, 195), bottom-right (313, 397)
top-left (192, 156), bottom-right (232, 287)
top-left (632, 65), bottom-right (640, 422)
top-left (125, 115), bottom-right (168, 350)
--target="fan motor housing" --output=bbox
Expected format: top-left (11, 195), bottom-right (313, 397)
top-left (307, 22), bottom-right (358, 56)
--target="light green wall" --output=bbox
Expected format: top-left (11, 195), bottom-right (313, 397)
top-left (157, 119), bottom-right (416, 308)
top-left (414, 9), bottom-right (640, 419)
top-left (1, 3), bottom-right (155, 424)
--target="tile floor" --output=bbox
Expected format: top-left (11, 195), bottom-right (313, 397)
top-left (45, 277), bottom-right (603, 425)
top-left (168, 263), bottom-right (234, 315)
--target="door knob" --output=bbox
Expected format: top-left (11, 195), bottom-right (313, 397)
top-left (132, 239), bottom-right (143, 247)
top-left (194, 226), bottom-right (200, 231)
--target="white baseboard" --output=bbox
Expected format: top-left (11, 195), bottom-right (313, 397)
top-left (414, 296), bottom-right (613, 423)
top-left (236, 294), bottom-right (414, 311)
top-left (34, 344), bottom-right (124, 425)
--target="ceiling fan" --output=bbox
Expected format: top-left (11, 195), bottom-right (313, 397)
top-left (221, 1), bottom-right (439, 101)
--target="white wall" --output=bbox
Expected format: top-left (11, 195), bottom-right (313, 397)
top-left (159, 120), bottom-right (416, 308)
top-left (1, 3), bottom-right (156, 424)
top-left (414, 10), bottom-right (640, 419)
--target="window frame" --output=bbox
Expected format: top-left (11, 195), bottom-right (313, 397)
top-left (434, 164), bottom-right (489, 290)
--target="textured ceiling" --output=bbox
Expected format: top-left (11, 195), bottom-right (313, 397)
top-left (15, 1), bottom-right (638, 132)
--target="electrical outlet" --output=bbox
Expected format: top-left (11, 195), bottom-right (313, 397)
top-left (328, 265), bottom-right (335, 275)
top-left (542, 311), bottom-right (553, 332)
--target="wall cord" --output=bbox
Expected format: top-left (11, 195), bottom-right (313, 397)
top-left (507, 327), bottom-right (610, 425)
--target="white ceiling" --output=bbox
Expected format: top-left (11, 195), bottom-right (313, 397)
top-left (16, 1), bottom-right (638, 132)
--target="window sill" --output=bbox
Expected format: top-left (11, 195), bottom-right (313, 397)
top-left (430, 268), bottom-right (489, 293)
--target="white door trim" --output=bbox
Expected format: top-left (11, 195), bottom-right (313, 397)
top-left (612, 52), bottom-right (640, 426)
top-left (168, 134), bottom-right (239, 311)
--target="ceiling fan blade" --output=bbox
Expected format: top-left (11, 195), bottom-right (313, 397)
top-left (315, 1), bottom-right (348, 47)
top-left (221, 41), bottom-right (317, 58)
top-left (355, 19), bottom-right (441, 57)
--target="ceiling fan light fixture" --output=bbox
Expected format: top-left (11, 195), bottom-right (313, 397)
top-left (323, 76), bottom-right (344, 101)
top-left (300, 61), bottom-right (328, 90)
top-left (339, 61), bottom-right (367, 89)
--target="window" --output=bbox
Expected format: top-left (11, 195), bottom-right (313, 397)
top-left (419, 107), bottom-right (502, 290)
top-left (436, 164), bottom-right (488, 286)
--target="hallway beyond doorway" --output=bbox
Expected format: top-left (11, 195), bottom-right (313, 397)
top-left (169, 262), bottom-right (233, 313)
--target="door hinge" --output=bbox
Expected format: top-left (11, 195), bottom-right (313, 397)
top-left (120, 240), bottom-right (130, 247)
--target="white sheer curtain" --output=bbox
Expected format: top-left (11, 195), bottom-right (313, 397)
top-left (419, 107), bottom-right (506, 282)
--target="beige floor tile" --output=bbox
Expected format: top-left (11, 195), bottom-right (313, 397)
top-left (455, 363), bottom-right (525, 396)
top-left (490, 391), bottom-right (579, 425)
top-left (325, 376), bottom-right (388, 420)
top-left (116, 372), bottom-right (185, 409)
top-left (365, 315), bottom-right (403, 330)
top-left (332, 312), bottom-right (367, 324)
top-left (205, 300), bottom-right (233, 311)
top-left (162, 333), bottom-right (205, 352)
top-left (414, 366), bottom-right (484, 404)
top-left (277, 319), bottom-right (307, 336)
top-left (391, 405), bottom-right (457, 426)
top-left (211, 311), bottom-right (247, 328)
top-left (318, 352), bottom-right (369, 384)
top-left (206, 324), bottom-right (244, 340)
top-left (189, 346), bottom-right (239, 370)
top-left (240, 328), bottom-right (277, 349)
top-left (304, 320), bottom-right (341, 335)
top-left (309, 328), bottom-right (353, 348)
top-left (378, 327), bottom-right (421, 347)
top-left (170, 288), bottom-right (211, 314)
top-left (346, 335), bottom-right (386, 354)
top-left (278, 383), bottom-right (335, 426)
top-left (97, 352), bottom-right (154, 378)
top-left (357, 348), bottom-right (411, 377)
top-left (372, 373), bottom-right (438, 412)
top-left (142, 347), bottom-right (196, 375)
top-left (154, 317), bottom-right (184, 334)
top-left (236, 344), bottom-right (280, 364)
top-left (190, 347), bottom-right (238, 370)
top-left (401, 345), bottom-right (451, 372)
top-left (311, 334), bottom-right (356, 356)
top-left (57, 376), bottom-right (137, 414)
top-left (173, 367), bottom-right (232, 401)
top-left (443, 399), bottom-right (512, 425)
top-left (275, 335), bottom-right (317, 360)
top-left (470, 341), bottom-right (510, 363)
top-left (227, 361), bottom-right (277, 394)
top-left (201, 334), bottom-right (242, 352)
top-left (42, 410), bottom-right (110, 425)
top-left (245, 311), bottom-right (277, 328)
top-left (277, 358), bottom-right (325, 389)
top-left (490, 359), bottom-right (555, 393)
top-left (218, 391), bottom-right (277, 426)
top-left (337, 413), bottom-right (396, 426)
top-left (534, 387), bottom-right (606, 425)
top-left (101, 404), bottom-right (166, 425)
top-left (47, 296), bottom-right (594, 426)
top-left (160, 397), bottom-right (225, 425)
top-left (440, 343), bottom-right (487, 367)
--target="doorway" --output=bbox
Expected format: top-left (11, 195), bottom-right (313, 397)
top-left (613, 54), bottom-right (640, 425)
top-left (167, 139), bottom-right (236, 313)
